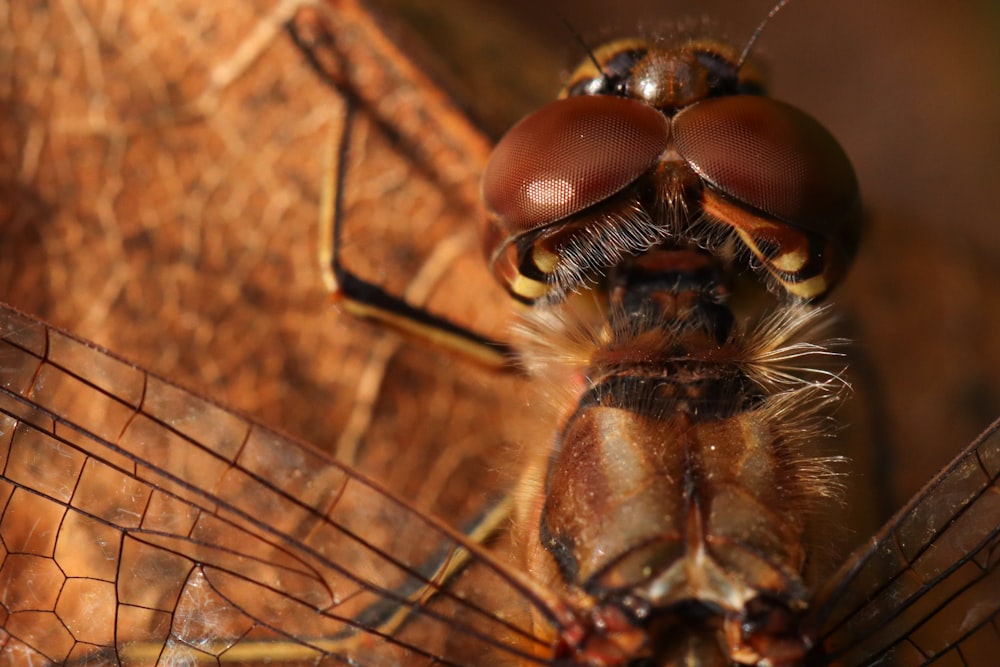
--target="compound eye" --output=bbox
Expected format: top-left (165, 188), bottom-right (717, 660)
top-left (672, 95), bottom-right (859, 243)
top-left (482, 95), bottom-right (670, 234)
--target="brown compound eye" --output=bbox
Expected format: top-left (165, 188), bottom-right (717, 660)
top-left (672, 95), bottom-right (862, 298)
top-left (482, 95), bottom-right (670, 234)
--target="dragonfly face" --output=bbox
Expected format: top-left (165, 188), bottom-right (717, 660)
top-left (482, 38), bottom-right (860, 304)
top-left (1, 1), bottom-right (999, 666)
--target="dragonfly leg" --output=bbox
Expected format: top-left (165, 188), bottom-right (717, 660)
top-left (314, 102), bottom-right (513, 370)
top-left (287, 7), bottom-right (514, 370)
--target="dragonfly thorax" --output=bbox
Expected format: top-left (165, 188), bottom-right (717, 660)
top-left (512, 241), bottom-right (834, 664)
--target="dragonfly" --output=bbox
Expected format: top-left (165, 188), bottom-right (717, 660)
top-left (2, 0), bottom-right (999, 665)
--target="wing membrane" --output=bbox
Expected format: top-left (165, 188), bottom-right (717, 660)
top-left (0, 304), bottom-right (556, 665)
top-left (808, 419), bottom-right (1000, 666)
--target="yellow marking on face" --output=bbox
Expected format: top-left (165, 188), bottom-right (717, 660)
top-left (511, 274), bottom-right (550, 300)
top-left (781, 273), bottom-right (828, 300)
top-left (771, 248), bottom-right (808, 273)
top-left (532, 245), bottom-right (560, 274)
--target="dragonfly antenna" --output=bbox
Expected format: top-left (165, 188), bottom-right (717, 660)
top-left (556, 12), bottom-right (603, 76)
top-left (738, 0), bottom-right (794, 69)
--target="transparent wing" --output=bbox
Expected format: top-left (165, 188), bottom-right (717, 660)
top-left (807, 419), bottom-right (1000, 666)
top-left (0, 303), bottom-right (562, 665)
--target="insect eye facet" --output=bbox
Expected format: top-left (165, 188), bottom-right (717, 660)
top-left (673, 95), bottom-right (860, 247)
top-left (482, 95), bottom-right (671, 234)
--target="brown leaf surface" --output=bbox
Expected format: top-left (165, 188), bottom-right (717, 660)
top-left (0, 0), bottom-right (531, 514)
top-left (1, 0), bottom-right (999, 663)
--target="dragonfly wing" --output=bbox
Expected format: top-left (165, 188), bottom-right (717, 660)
top-left (806, 419), bottom-right (1000, 666)
top-left (0, 304), bottom-right (558, 665)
